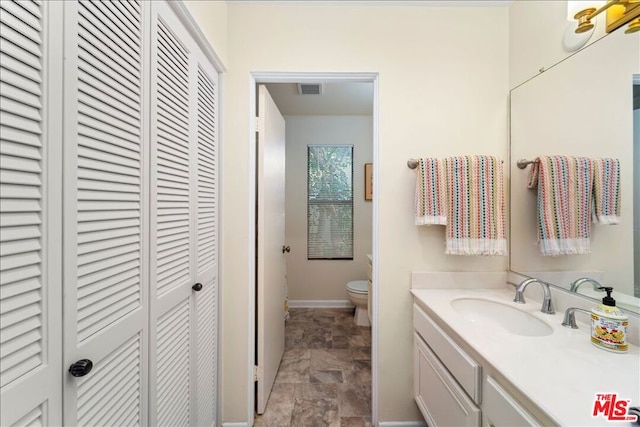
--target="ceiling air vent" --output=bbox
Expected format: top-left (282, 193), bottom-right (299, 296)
top-left (297, 83), bottom-right (322, 95)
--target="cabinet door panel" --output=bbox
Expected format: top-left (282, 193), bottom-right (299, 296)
top-left (414, 333), bottom-right (481, 427)
top-left (483, 376), bottom-right (539, 427)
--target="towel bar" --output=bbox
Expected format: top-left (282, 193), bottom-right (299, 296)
top-left (408, 158), bottom-right (505, 169)
top-left (516, 159), bottom-right (538, 169)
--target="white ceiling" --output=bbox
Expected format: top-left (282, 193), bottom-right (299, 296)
top-left (264, 82), bottom-right (374, 116)
top-left (230, 1), bottom-right (512, 6)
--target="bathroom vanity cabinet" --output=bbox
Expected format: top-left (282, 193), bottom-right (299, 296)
top-left (413, 303), bottom-right (545, 427)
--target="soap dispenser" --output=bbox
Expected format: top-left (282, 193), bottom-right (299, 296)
top-left (591, 287), bottom-right (628, 353)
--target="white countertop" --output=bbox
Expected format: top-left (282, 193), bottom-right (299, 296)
top-left (411, 288), bottom-right (640, 427)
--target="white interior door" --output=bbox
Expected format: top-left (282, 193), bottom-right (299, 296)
top-left (0, 1), bottom-right (63, 425)
top-left (61, 1), bottom-right (149, 425)
top-left (256, 84), bottom-right (287, 414)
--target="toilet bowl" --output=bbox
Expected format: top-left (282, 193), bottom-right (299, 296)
top-left (346, 280), bottom-right (370, 327)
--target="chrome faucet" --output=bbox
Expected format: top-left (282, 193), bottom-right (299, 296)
top-left (513, 278), bottom-right (555, 314)
top-left (570, 277), bottom-right (605, 293)
top-left (561, 307), bottom-right (592, 329)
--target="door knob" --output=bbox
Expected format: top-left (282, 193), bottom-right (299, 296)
top-left (69, 359), bottom-right (93, 377)
top-left (282, 245), bottom-right (291, 253)
top-left (192, 283), bottom-right (203, 292)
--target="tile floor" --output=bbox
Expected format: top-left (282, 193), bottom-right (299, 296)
top-left (254, 308), bottom-right (372, 427)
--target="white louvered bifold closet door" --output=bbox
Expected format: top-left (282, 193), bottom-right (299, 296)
top-left (149, 2), bottom-right (219, 426)
top-left (0, 1), bottom-right (63, 426)
top-left (1, 1), bottom-right (219, 425)
top-left (194, 48), bottom-right (219, 427)
top-left (61, 1), bottom-right (149, 425)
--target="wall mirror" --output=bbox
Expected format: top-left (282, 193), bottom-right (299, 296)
top-left (510, 29), bottom-right (640, 314)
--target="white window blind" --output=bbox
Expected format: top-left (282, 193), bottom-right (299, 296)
top-left (307, 145), bottom-right (354, 260)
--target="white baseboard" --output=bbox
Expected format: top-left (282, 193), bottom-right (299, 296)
top-left (378, 422), bottom-right (428, 427)
top-left (222, 423), bottom-right (250, 427)
top-left (288, 299), bottom-right (354, 309)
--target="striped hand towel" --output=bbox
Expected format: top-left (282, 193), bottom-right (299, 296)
top-left (444, 155), bottom-right (506, 256)
top-left (592, 158), bottom-right (621, 225)
top-left (414, 158), bottom-right (447, 225)
top-left (527, 155), bottom-right (594, 256)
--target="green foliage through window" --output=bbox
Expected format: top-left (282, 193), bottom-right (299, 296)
top-left (307, 145), bottom-right (354, 260)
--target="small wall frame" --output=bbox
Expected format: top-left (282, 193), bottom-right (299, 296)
top-left (364, 163), bottom-right (373, 201)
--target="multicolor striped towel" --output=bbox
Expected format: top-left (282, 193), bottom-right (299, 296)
top-left (592, 158), bottom-right (621, 225)
top-left (444, 156), bottom-right (506, 255)
top-left (415, 158), bottom-right (447, 225)
top-left (527, 156), bottom-right (593, 256)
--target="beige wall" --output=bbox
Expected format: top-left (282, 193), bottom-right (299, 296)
top-left (284, 115), bottom-right (373, 302)
top-left (509, 0), bottom-right (607, 89)
top-left (221, 2), bottom-right (509, 423)
top-left (183, 0), bottom-right (228, 66)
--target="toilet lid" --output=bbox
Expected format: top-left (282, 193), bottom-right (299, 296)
top-left (346, 280), bottom-right (368, 294)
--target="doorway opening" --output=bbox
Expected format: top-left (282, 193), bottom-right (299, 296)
top-left (248, 72), bottom-right (379, 425)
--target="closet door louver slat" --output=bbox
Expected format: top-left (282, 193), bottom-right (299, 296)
top-left (156, 300), bottom-right (191, 426)
top-left (75, 0), bottom-right (143, 342)
top-left (0, 1), bottom-right (62, 426)
top-left (149, 4), bottom-right (198, 425)
top-left (1, 0), bottom-right (41, 417)
top-left (195, 62), bottom-right (219, 427)
top-left (155, 20), bottom-right (191, 298)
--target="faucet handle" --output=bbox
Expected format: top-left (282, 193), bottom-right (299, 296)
top-left (561, 307), bottom-right (591, 329)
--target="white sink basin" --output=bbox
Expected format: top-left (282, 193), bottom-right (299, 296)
top-left (450, 298), bottom-right (553, 337)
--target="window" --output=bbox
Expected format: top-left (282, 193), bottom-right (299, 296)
top-left (307, 145), bottom-right (354, 260)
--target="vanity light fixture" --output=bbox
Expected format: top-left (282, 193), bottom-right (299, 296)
top-left (573, 0), bottom-right (640, 34)
top-left (625, 16), bottom-right (640, 33)
top-left (563, 1), bottom-right (604, 52)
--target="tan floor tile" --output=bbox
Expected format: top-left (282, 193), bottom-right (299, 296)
top-left (290, 398), bottom-right (340, 427)
top-left (309, 369), bottom-right (344, 384)
top-left (310, 349), bottom-right (353, 371)
top-left (294, 382), bottom-right (338, 400)
top-left (339, 416), bottom-right (372, 427)
top-left (337, 383), bottom-right (371, 417)
top-left (257, 308), bottom-right (371, 426)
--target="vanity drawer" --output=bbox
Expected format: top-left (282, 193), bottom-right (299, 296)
top-left (414, 332), bottom-right (481, 427)
top-left (483, 376), bottom-right (539, 427)
top-left (413, 304), bottom-right (482, 404)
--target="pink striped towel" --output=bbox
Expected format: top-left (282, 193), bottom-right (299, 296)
top-left (414, 158), bottom-right (447, 225)
top-left (527, 156), bottom-right (593, 256)
top-left (444, 156), bottom-right (506, 255)
top-left (415, 156), bottom-right (506, 255)
top-left (592, 158), bottom-right (621, 225)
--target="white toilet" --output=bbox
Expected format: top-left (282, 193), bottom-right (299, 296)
top-left (346, 280), bottom-right (370, 326)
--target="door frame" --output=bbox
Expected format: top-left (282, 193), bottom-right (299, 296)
top-left (247, 71), bottom-right (380, 424)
